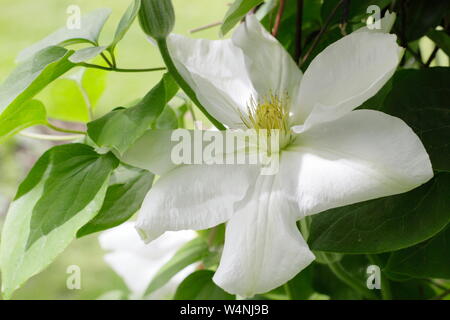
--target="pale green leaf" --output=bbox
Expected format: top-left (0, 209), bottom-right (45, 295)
top-left (221, 0), bottom-right (264, 36)
top-left (0, 46), bottom-right (75, 138)
top-left (145, 237), bottom-right (209, 296)
top-left (69, 46), bottom-right (107, 63)
top-left (17, 8), bottom-right (112, 62)
top-left (38, 67), bottom-right (107, 122)
top-left (110, 0), bottom-right (141, 50)
top-left (0, 100), bottom-right (47, 142)
top-left (0, 144), bottom-right (118, 299)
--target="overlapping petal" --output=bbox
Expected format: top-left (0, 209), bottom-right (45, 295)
top-left (232, 15), bottom-right (302, 107)
top-left (292, 31), bottom-right (403, 129)
top-left (167, 34), bottom-right (255, 128)
top-left (283, 110), bottom-right (433, 217)
top-left (213, 174), bottom-right (314, 297)
top-left (136, 164), bottom-right (259, 242)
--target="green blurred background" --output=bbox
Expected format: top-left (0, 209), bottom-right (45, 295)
top-left (0, 0), bottom-right (229, 300)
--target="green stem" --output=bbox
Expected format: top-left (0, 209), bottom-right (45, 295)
top-left (156, 38), bottom-right (226, 130)
top-left (46, 123), bottom-right (86, 135)
top-left (187, 101), bottom-right (197, 123)
top-left (78, 63), bottom-right (166, 73)
top-left (19, 131), bottom-right (84, 141)
top-left (100, 52), bottom-right (113, 67)
top-left (324, 255), bottom-right (379, 300)
top-left (107, 48), bottom-right (118, 68)
top-left (300, 0), bottom-right (344, 66)
top-left (367, 255), bottom-right (392, 300)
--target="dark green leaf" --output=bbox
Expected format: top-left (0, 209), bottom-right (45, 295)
top-left (221, 0), bottom-right (264, 36)
top-left (261, 0), bottom-right (322, 57)
top-left (382, 68), bottom-right (450, 172)
top-left (321, 0), bottom-right (391, 29)
top-left (285, 265), bottom-right (315, 300)
top-left (145, 237), bottom-right (209, 296)
top-left (87, 73), bottom-right (178, 154)
top-left (394, 0), bottom-right (450, 42)
top-left (308, 173), bottom-right (450, 254)
top-left (385, 226), bottom-right (450, 279)
top-left (26, 145), bottom-right (119, 247)
top-left (390, 279), bottom-right (436, 300)
top-left (427, 29), bottom-right (450, 58)
top-left (312, 263), bottom-right (362, 300)
top-left (358, 77), bottom-right (393, 111)
top-left (174, 270), bottom-right (235, 300)
top-left (300, 27), bottom-right (342, 70)
top-left (77, 164), bottom-right (154, 237)
top-left (0, 143), bottom-right (117, 299)
top-left (17, 8), bottom-right (111, 62)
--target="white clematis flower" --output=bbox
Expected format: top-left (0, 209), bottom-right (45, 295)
top-left (134, 15), bottom-right (433, 297)
top-left (99, 222), bottom-right (197, 299)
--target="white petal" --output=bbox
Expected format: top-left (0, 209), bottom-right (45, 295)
top-left (167, 34), bottom-right (256, 128)
top-left (284, 110), bottom-right (433, 217)
top-left (293, 31), bottom-right (403, 129)
top-left (232, 15), bottom-right (302, 106)
top-left (99, 222), bottom-right (196, 298)
top-left (136, 164), bottom-right (258, 242)
top-left (213, 174), bottom-right (315, 297)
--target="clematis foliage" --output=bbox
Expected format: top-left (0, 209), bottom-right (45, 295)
top-left (0, 0), bottom-right (449, 300)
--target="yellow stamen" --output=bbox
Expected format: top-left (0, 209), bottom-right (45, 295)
top-left (238, 93), bottom-right (292, 149)
top-left (240, 93), bottom-right (289, 131)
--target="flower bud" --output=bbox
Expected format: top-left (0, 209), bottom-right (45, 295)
top-left (138, 0), bottom-right (175, 40)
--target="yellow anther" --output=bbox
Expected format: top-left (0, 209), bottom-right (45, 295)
top-left (240, 93), bottom-right (289, 132)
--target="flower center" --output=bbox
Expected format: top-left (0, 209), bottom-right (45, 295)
top-left (239, 93), bottom-right (292, 149)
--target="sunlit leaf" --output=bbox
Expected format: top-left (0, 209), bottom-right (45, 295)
top-left (77, 164), bottom-right (154, 237)
top-left (39, 67), bottom-right (107, 122)
top-left (69, 46), bottom-right (107, 63)
top-left (221, 0), bottom-right (264, 36)
top-left (17, 8), bottom-right (112, 62)
top-left (109, 0), bottom-right (141, 50)
top-left (0, 100), bottom-right (47, 142)
top-left (0, 144), bottom-right (118, 299)
top-left (87, 73), bottom-right (178, 154)
top-left (0, 46), bottom-right (75, 139)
